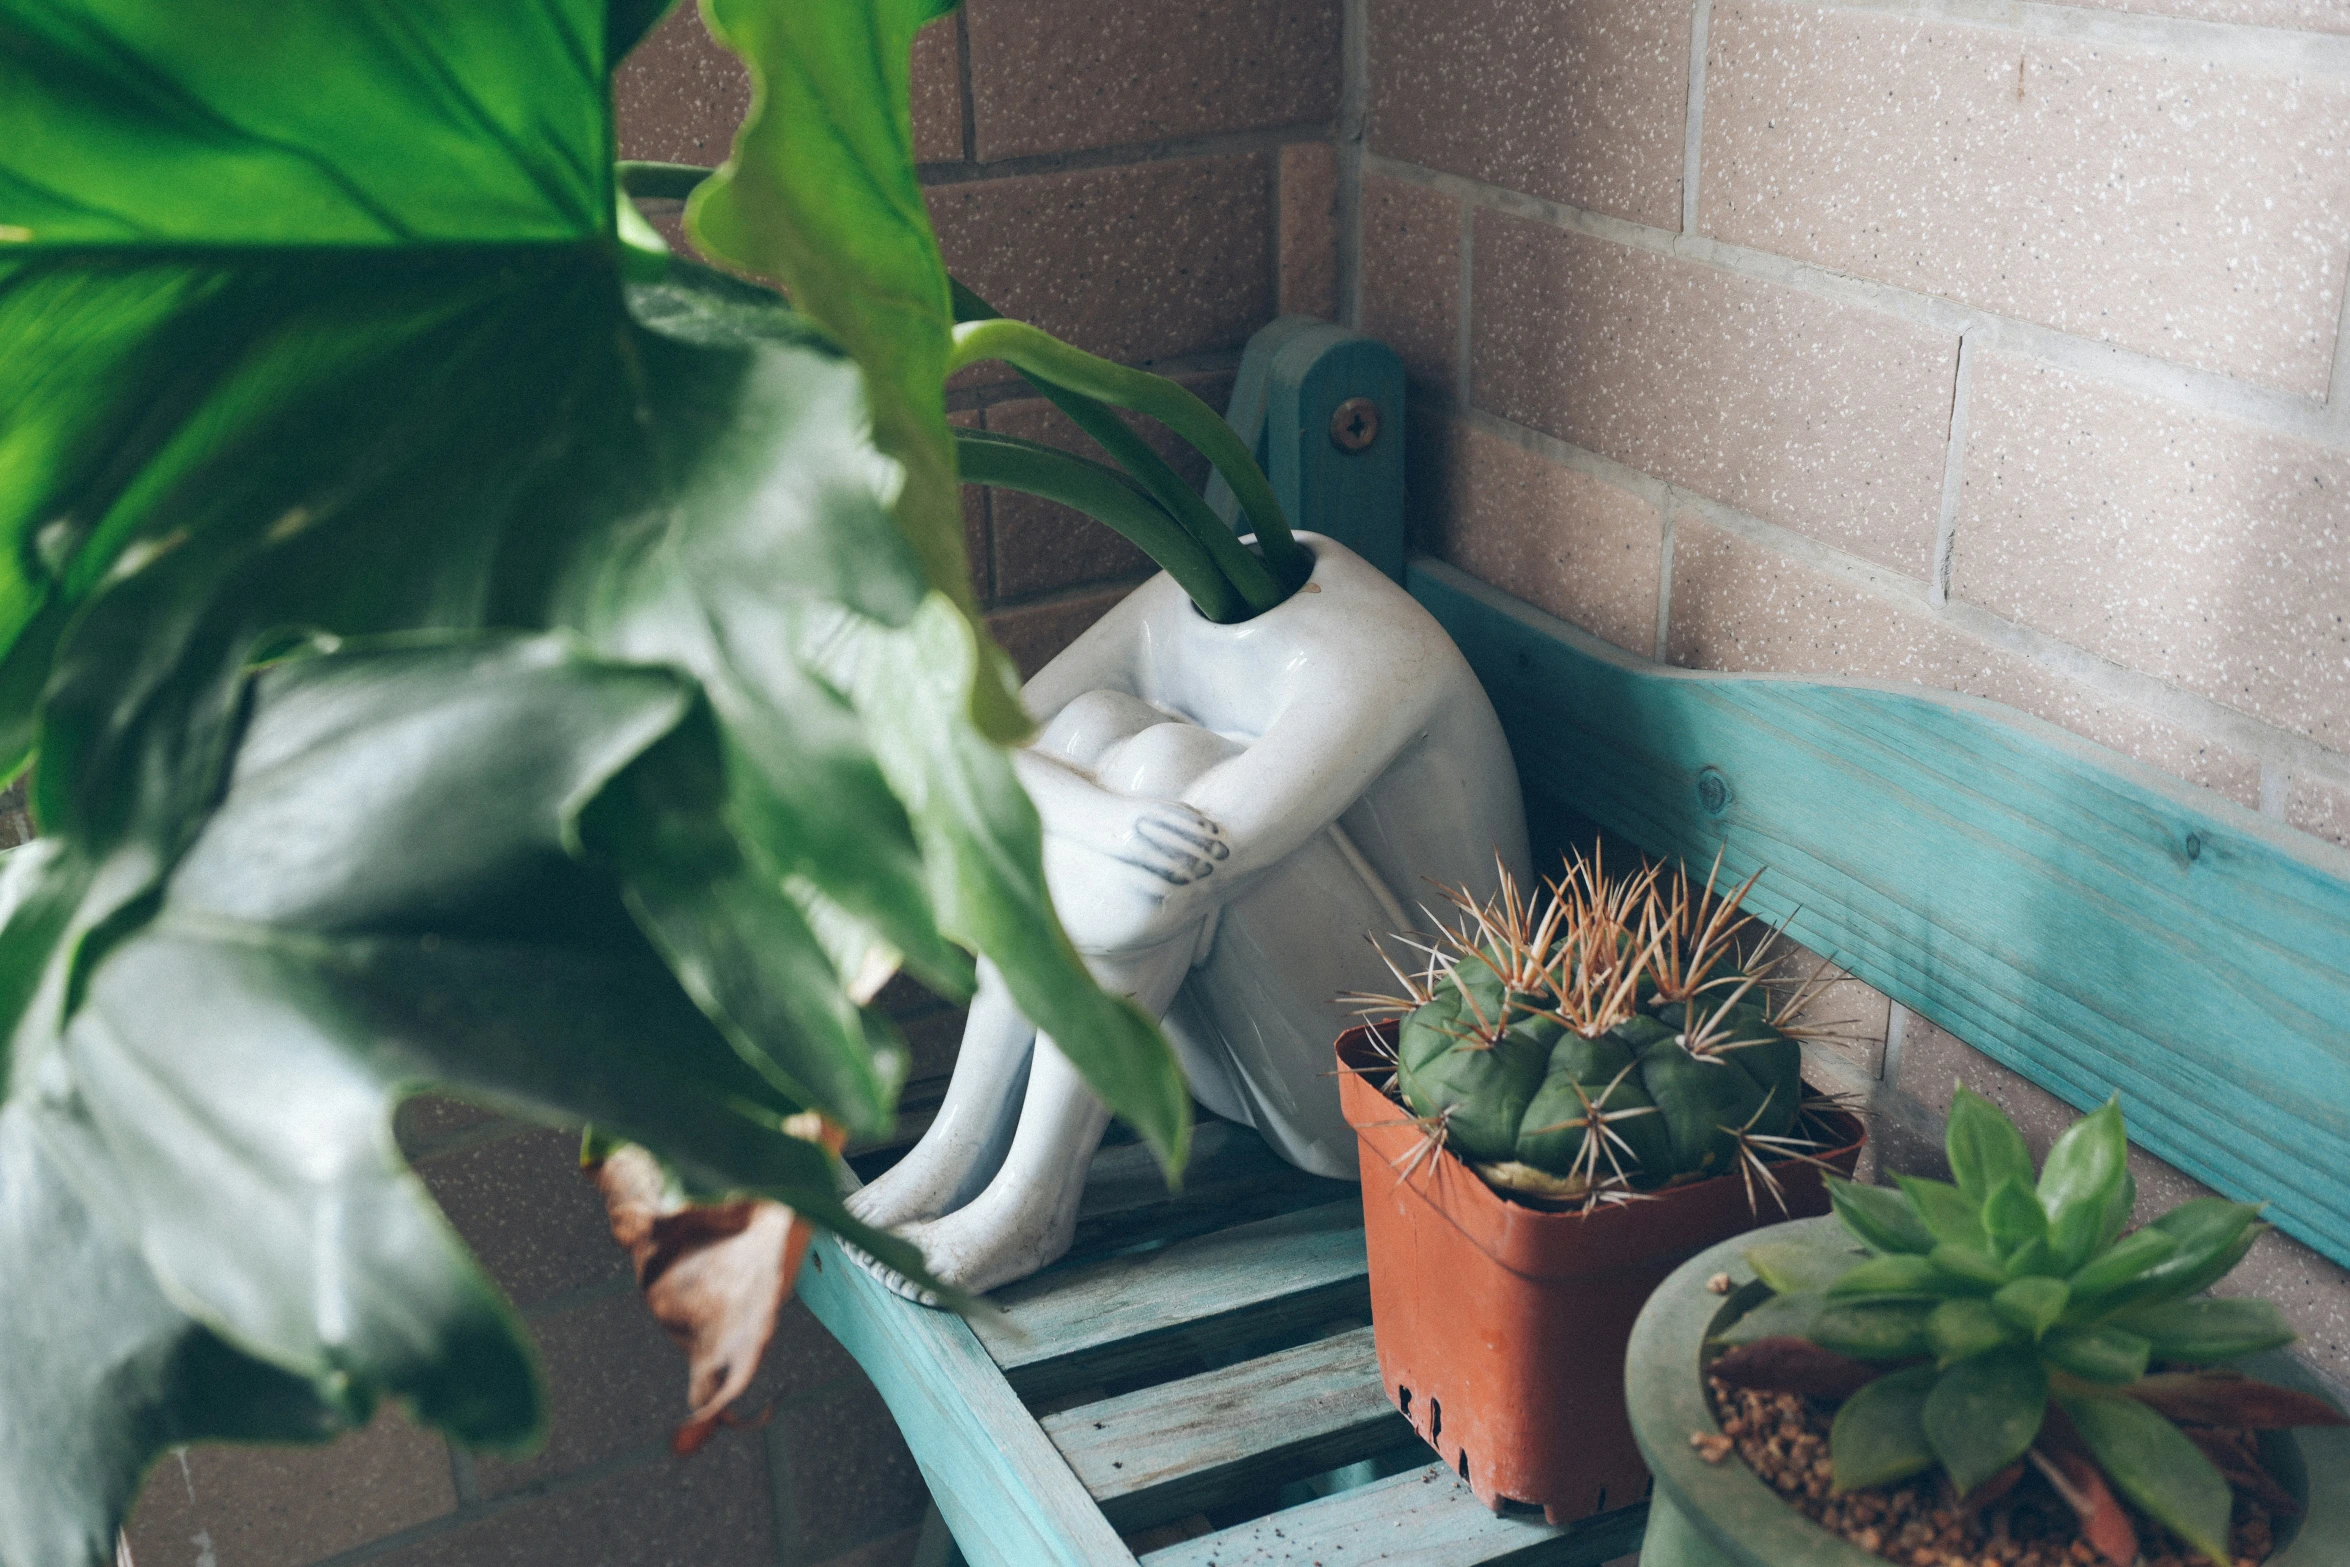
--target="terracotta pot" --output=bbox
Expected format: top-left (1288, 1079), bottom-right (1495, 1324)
top-left (1625, 1216), bottom-right (2350, 1567)
top-left (1337, 1022), bottom-right (1866, 1524)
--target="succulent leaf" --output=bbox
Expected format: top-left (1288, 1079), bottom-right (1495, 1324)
top-left (1991, 1276), bottom-right (2069, 1340)
top-left (1748, 1240), bottom-right (1863, 1297)
top-left (1927, 1298), bottom-right (2020, 1365)
top-left (1896, 1174), bottom-right (1990, 1252)
top-left (2065, 1225), bottom-right (2177, 1304)
top-left (1946, 1086), bottom-right (2034, 1207)
top-left (1828, 1176), bottom-right (1936, 1256)
top-left (2061, 1393), bottom-right (2234, 1565)
top-left (1828, 1253), bottom-right (1950, 1299)
top-left (2042, 1323), bottom-right (2152, 1385)
top-left (2037, 1099), bottom-right (2127, 1272)
top-left (1928, 1241), bottom-right (2009, 1289)
top-left (1715, 1290), bottom-right (1828, 1348)
top-left (1830, 1363), bottom-right (1940, 1492)
top-left (1922, 1346), bottom-right (2047, 1496)
top-left (1982, 1176), bottom-right (2049, 1266)
top-left (2106, 1298), bottom-right (2295, 1363)
top-left (1813, 1300), bottom-right (1936, 1361)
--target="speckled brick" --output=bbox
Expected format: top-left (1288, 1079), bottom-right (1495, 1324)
top-left (775, 1374), bottom-right (934, 1563)
top-left (393, 1094), bottom-right (515, 1161)
top-left (1668, 515), bottom-right (2266, 805)
top-left (1358, 176), bottom-right (1461, 400)
top-left (417, 1129), bottom-right (631, 1310)
top-left (909, 18), bottom-right (965, 164)
top-left (1699, 2), bottom-right (2350, 394)
top-left (125, 1411), bottom-right (453, 1567)
top-left (1368, 0), bottom-right (1690, 229)
top-left (930, 157), bottom-right (1274, 373)
top-left (373, 1432), bottom-right (775, 1567)
top-left (2058, 0), bottom-right (2350, 37)
top-left (612, 4), bottom-right (749, 168)
top-left (814, 1524), bottom-right (926, 1567)
top-left (1474, 214), bottom-right (1957, 575)
top-left (1420, 417), bottom-right (1663, 654)
top-left (1882, 1016), bottom-right (2350, 1395)
top-left (475, 1292), bottom-right (685, 1497)
top-left (981, 373), bottom-right (1232, 601)
top-left (964, 0), bottom-right (1337, 161)
top-left (1278, 142), bottom-right (1339, 320)
top-left (988, 583), bottom-right (1143, 679)
top-left (2289, 771), bottom-right (2350, 850)
top-left (1954, 353), bottom-right (2350, 757)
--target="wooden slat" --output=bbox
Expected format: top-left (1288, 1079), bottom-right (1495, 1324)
top-left (1413, 558), bottom-right (2350, 1268)
top-left (1060, 1119), bottom-right (1353, 1269)
top-left (976, 1198), bottom-right (1369, 1398)
top-left (1042, 1324), bottom-right (1414, 1529)
top-left (1139, 1463), bottom-right (1648, 1567)
top-left (795, 1235), bottom-right (1139, 1567)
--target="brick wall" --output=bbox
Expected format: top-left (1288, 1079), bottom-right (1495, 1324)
top-left (1349, 0), bottom-right (2350, 838)
top-left (1345, 0), bottom-right (2350, 1396)
top-left (116, 6), bottom-right (1340, 1565)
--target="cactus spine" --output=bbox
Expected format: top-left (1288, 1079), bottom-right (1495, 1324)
top-left (1363, 852), bottom-right (1833, 1210)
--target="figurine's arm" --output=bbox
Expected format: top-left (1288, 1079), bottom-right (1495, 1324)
top-left (1013, 749), bottom-right (1229, 953)
top-left (1177, 637), bottom-right (1456, 880)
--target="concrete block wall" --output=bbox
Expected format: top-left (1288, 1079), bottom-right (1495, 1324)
top-left (1345, 0), bottom-right (2350, 837)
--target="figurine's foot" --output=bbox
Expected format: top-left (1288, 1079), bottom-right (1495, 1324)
top-left (844, 1154), bottom-right (960, 1233)
top-left (858, 1182), bottom-right (1085, 1304)
top-left (841, 1239), bottom-right (952, 1307)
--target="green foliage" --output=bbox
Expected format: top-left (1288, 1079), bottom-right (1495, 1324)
top-left (1380, 855), bottom-right (1822, 1206)
top-left (0, 0), bottom-right (1335, 1553)
top-left (1714, 1085), bottom-right (2339, 1561)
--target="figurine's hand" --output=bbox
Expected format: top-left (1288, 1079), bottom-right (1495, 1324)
top-left (1041, 799), bottom-right (1230, 954)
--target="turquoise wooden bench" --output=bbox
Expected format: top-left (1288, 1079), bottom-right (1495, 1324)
top-left (798, 321), bottom-right (2350, 1566)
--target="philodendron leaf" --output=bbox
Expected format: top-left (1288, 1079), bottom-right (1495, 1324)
top-left (1945, 1086), bottom-right (2034, 1207)
top-left (2106, 1297), bottom-right (2296, 1362)
top-left (1828, 1176), bottom-right (1936, 1255)
top-left (1829, 1362), bottom-right (1940, 1492)
top-left (2038, 1100), bottom-right (2126, 1272)
top-left (0, 1103), bottom-right (349, 1567)
top-left (688, 0), bottom-right (1025, 739)
top-left (2061, 1393), bottom-right (2235, 1565)
top-left (1922, 1347), bottom-right (2048, 1496)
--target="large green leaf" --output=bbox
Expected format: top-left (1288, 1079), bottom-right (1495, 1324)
top-left (687, 0), bottom-right (1028, 740)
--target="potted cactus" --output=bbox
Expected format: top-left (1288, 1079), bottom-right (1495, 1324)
top-left (1625, 1089), bottom-right (2350, 1567)
top-left (1336, 853), bottom-right (1865, 1523)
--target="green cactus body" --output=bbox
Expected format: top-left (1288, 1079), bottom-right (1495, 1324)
top-left (1381, 859), bottom-right (1809, 1200)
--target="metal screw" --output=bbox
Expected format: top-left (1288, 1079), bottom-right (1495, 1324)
top-left (1330, 396), bottom-right (1380, 452)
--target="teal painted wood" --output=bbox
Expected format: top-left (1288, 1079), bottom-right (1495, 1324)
top-left (793, 1236), bottom-right (1139, 1567)
top-left (1210, 316), bottom-right (1408, 583)
top-left (1407, 557), bottom-right (2350, 1268)
top-left (974, 1198), bottom-right (1371, 1398)
top-left (1137, 1462), bottom-right (1649, 1567)
top-left (1062, 1119), bottom-right (1355, 1268)
top-left (1039, 1324), bottom-right (1413, 1529)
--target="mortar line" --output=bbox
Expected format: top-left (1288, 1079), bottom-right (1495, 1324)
top-left (1680, 0), bottom-right (1714, 237)
top-left (953, 8), bottom-right (977, 166)
top-left (2327, 246), bottom-right (2350, 436)
top-left (1460, 406), bottom-right (2350, 791)
top-left (1336, 0), bottom-right (1371, 327)
top-left (1455, 200), bottom-right (1476, 415)
top-left (1654, 504), bottom-right (1677, 663)
top-left (1364, 152), bottom-right (2349, 450)
top-left (1796, 0), bottom-right (2350, 75)
top-left (917, 123), bottom-right (1338, 188)
top-left (2261, 762), bottom-right (2293, 821)
top-left (1930, 326), bottom-right (1977, 607)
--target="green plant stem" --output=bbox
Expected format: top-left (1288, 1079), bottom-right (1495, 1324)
top-left (952, 430), bottom-right (1248, 623)
top-left (946, 316), bottom-right (1309, 609)
top-left (616, 161), bottom-right (717, 201)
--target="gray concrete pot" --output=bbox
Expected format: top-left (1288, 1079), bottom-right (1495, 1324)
top-left (1625, 1215), bottom-right (2350, 1567)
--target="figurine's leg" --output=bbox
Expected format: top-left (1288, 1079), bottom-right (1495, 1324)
top-left (846, 963), bottom-right (1036, 1232)
top-left (878, 937), bottom-right (1195, 1302)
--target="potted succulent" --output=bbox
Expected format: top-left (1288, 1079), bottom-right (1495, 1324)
top-left (1337, 853), bottom-right (1865, 1522)
top-left (1626, 1088), bottom-right (2350, 1567)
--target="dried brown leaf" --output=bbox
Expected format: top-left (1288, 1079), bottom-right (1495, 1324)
top-left (2033, 1404), bottom-right (2140, 1567)
top-left (589, 1114), bottom-right (846, 1455)
top-left (2127, 1369), bottom-right (2349, 1431)
top-left (1708, 1337), bottom-right (1891, 1401)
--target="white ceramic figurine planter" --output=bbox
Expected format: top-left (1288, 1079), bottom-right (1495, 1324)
top-left (850, 534), bottom-right (1529, 1298)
